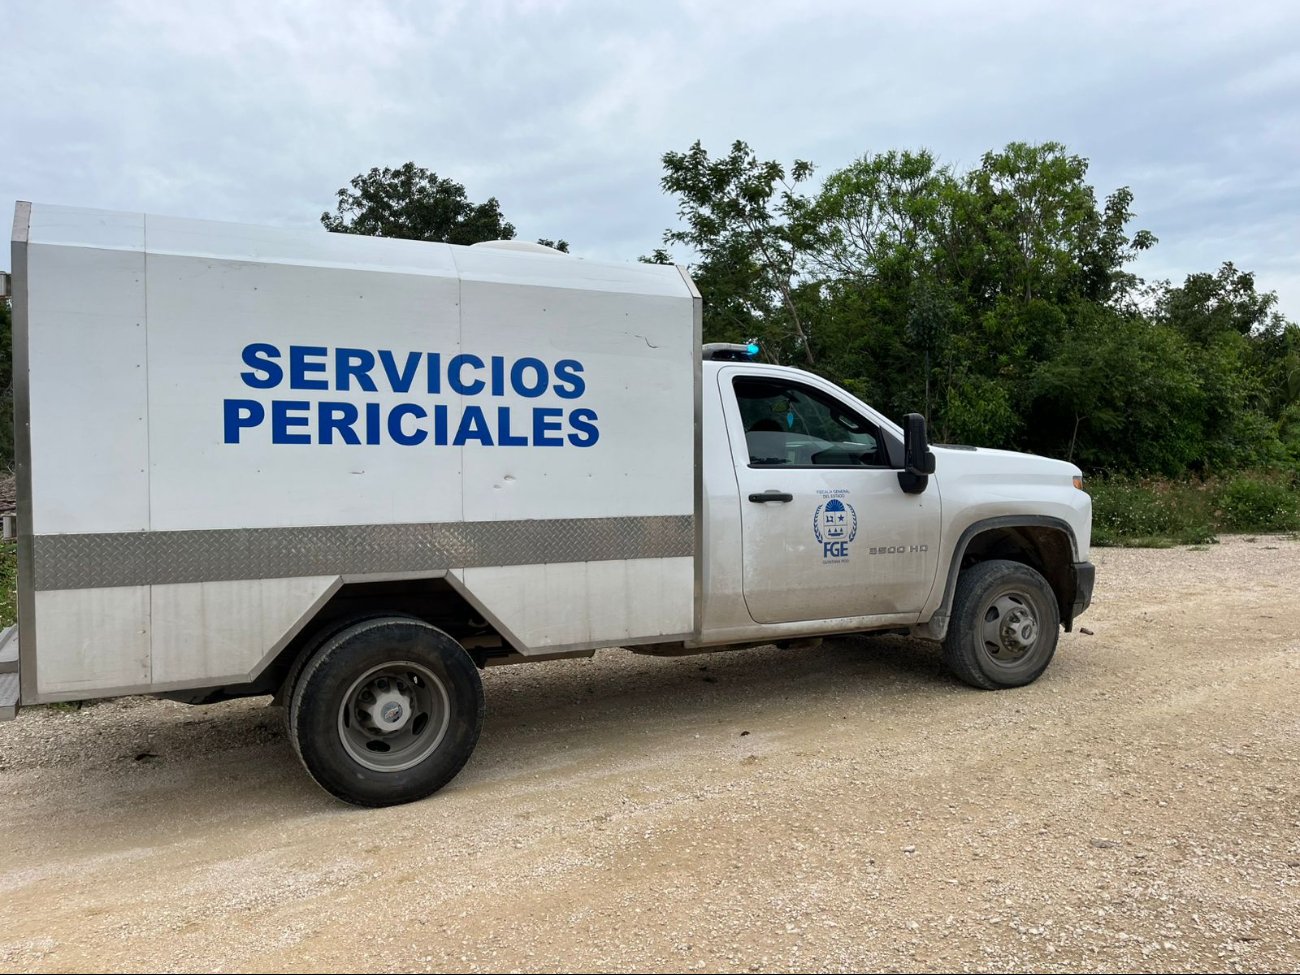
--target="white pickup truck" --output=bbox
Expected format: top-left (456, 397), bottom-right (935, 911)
top-left (3, 203), bottom-right (1093, 806)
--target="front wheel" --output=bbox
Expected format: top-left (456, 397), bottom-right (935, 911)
top-left (942, 559), bottom-right (1060, 690)
top-left (288, 616), bottom-right (484, 806)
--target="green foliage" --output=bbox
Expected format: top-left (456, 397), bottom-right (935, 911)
top-left (656, 139), bottom-right (1300, 480)
top-left (1158, 262), bottom-right (1284, 344)
top-left (943, 374), bottom-right (1020, 446)
top-left (811, 149), bottom-right (952, 283)
top-left (638, 248), bottom-right (675, 266)
top-left (1212, 473), bottom-right (1300, 532)
top-left (1029, 310), bottom-right (1206, 473)
top-left (322, 162), bottom-right (517, 245)
top-left (1279, 402), bottom-right (1300, 464)
top-left (0, 541), bottom-right (14, 629)
top-left (659, 141), bottom-right (819, 365)
top-left (1089, 471), bottom-right (1300, 545)
top-left (1089, 478), bottom-right (1216, 546)
top-left (965, 142), bottom-right (1105, 304)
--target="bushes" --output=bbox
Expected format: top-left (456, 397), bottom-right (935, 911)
top-left (1089, 478), bottom-right (1216, 547)
top-left (1091, 471), bottom-right (1300, 545)
top-left (0, 542), bottom-right (14, 628)
top-left (1214, 473), bottom-right (1300, 532)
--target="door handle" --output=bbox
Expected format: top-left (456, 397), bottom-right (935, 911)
top-left (748, 491), bottom-right (794, 503)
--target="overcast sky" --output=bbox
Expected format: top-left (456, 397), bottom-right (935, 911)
top-left (5, 0), bottom-right (1298, 317)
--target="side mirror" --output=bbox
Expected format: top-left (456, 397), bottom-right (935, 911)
top-left (898, 412), bottom-right (935, 495)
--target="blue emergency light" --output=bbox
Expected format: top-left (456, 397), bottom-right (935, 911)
top-left (702, 342), bottom-right (761, 362)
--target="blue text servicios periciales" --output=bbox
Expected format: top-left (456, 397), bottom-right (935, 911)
top-left (223, 344), bottom-right (599, 447)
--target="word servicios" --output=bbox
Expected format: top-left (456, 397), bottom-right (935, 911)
top-left (223, 343), bottom-right (599, 447)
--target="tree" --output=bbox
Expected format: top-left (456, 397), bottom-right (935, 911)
top-left (322, 162), bottom-right (517, 245)
top-left (811, 149), bottom-right (953, 282)
top-left (1154, 263), bottom-right (1295, 469)
top-left (1030, 309), bottom-right (1206, 473)
top-left (1157, 262), bottom-right (1286, 344)
top-left (975, 143), bottom-right (1087, 302)
top-left (655, 137), bottom-right (1296, 476)
top-left (660, 141), bottom-right (819, 365)
top-left (809, 150), bottom-right (962, 424)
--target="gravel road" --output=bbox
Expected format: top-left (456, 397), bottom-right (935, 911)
top-left (0, 536), bottom-right (1297, 973)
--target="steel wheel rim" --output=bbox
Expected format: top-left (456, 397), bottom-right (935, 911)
top-left (979, 588), bottom-right (1043, 666)
top-left (337, 661), bottom-right (451, 772)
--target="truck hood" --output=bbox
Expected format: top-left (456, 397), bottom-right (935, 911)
top-left (931, 444), bottom-right (1081, 483)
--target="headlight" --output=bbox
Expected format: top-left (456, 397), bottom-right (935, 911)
top-left (1072, 475), bottom-right (1085, 491)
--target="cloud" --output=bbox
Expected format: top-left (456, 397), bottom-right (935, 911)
top-left (3, 0), bottom-right (1298, 315)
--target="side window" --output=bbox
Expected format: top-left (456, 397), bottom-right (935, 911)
top-left (733, 377), bottom-right (885, 467)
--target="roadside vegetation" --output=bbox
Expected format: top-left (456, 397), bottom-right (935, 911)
top-left (0, 542), bottom-right (14, 628)
top-left (639, 141), bottom-right (1300, 547)
top-left (1090, 472), bottom-right (1300, 546)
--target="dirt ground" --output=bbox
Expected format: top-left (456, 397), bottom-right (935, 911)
top-left (0, 536), bottom-right (1297, 974)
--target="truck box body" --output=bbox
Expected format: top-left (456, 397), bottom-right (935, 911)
top-left (12, 203), bottom-right (699, 703)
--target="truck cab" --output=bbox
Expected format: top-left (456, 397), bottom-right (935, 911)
top-left (697, 347), bottom-right (1094, 679)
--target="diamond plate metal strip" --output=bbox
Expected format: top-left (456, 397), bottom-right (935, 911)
top-left (31, 515), bottom-right (694, 591)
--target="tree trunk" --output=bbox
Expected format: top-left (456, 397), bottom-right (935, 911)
top-left (778, 282), bottom-right (816, 367)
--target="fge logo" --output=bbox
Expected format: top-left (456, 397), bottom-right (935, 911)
top-left (813, 498), bottom-right (858, 560)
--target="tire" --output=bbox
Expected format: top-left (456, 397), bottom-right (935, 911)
top-left (276, 611), bottom-right (421, 715)
top-left (942, 559), bottom-right (1060, 690)
top-left (276, 612), bottom-right (395, 710)
top-left (288, 616), bottom-right (484, 807)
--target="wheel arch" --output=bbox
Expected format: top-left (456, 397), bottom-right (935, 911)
top-left (919, 516), bottom-right (1080, 640)
top-left (157, 575), bottom-right (514, 707)
top-left (268, 576), bottom-right (516, 700)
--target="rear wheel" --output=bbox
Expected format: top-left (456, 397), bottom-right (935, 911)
top-left (943, 559), bottom-right (1060, 690)
top-left (277, 611), bottom-right (413, 714)
top-left (288, 616), bottom-right (484, 806)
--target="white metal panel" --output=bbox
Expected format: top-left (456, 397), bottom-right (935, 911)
top-left (144, 252), bottom-right (464, 530)
top-left (455, 557), bottom-right (693, 649)
top-left (451, 244), bottom-right (690, 297)
top-left (149, 576), bottom-right (338, 683)
top-left (27, 204), bottom-right (145, 252)
top-left (26, 232), bottom-right (150, 535)
top-left (34, 587), bottom-right (150, 695)
top-left (146, 211), bottom-right (456, 276)
top-left (455, 276), bottom-right (695, 522)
